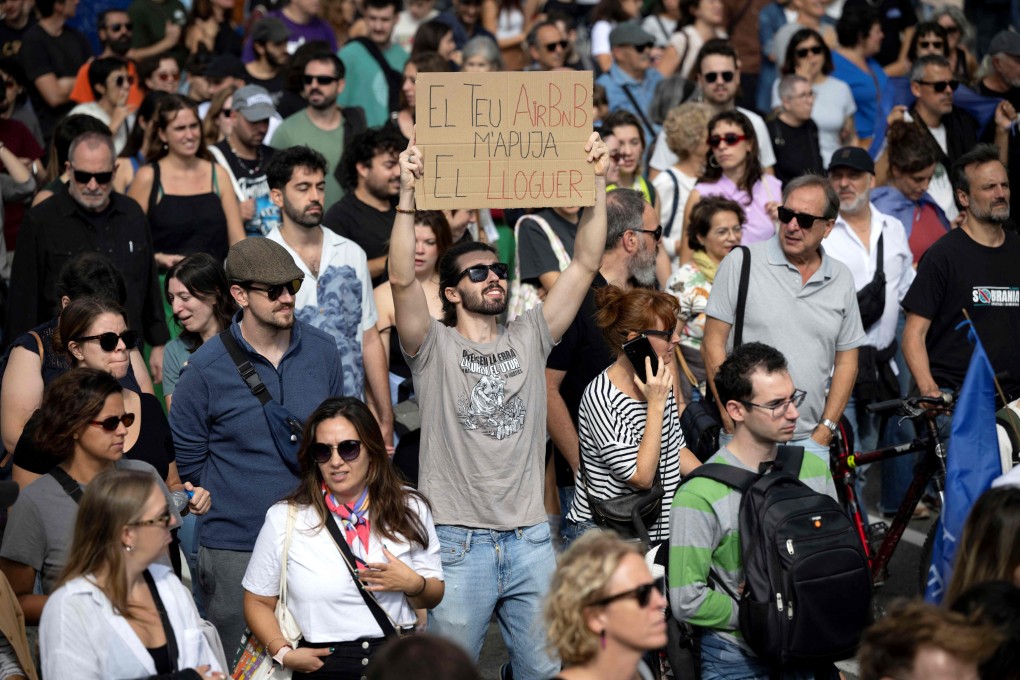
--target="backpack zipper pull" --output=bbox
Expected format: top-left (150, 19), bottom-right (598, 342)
top-left (776, 593), bottom-right (783, 612)
top-left (787, 539), bottom-right (794, 555)
top-left (787, 600), bottom-right (794, 620)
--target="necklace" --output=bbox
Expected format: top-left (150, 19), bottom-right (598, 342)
top-left (230, 144), bottom-right (263, 176)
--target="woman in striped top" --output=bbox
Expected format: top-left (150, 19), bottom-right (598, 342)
top-left (565, 286), bottom-right (701, 546)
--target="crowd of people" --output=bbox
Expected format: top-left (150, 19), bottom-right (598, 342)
top-left (0, 0), bottom-right (1016, 677)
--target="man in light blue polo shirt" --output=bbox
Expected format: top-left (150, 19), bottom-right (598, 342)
top-left (596, 23), bottom-right (663, 143)
top-left (702, 174), bottom-right (865, 460)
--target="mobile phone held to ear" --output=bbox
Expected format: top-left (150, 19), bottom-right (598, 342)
top-left (623, 336), bottom-right (658, 384)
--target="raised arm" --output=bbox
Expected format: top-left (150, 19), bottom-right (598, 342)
top-left (388, 131), bottom-right (433, 357)
top-left (541, 132), bottom-right (609, 342)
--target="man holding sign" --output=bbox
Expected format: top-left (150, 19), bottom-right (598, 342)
top-left (391, 128), bottom-right (608, 677)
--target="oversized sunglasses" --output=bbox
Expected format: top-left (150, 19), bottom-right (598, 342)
top-left (703, 70), bottom-right (734, 84)
top-left (247, 279), bottom-right (303, 301)
top-left (917, 79), bottom-right (958, 92)
top-left (708, 133), bottom-right (746, 148)
top-left (309, 440), bottom-right (362, 464)
top-left (455, 262), bottom-right (509, 283)
top-left (795, 45), bottom-right (823, 58)
top-left (90, 413), bottom-right (136, 431)
top-left (544, 39), bottom-right (569, 52)
top-left (778, 205), bottom-right (828, 229)
top-left (590, 581), bottom-right (664, 608)
top-left (72, 169), bottom-right (114, 185)
top-left (114, 74), bottom-right (135, 88)
top-left (74, 330), bottom-right (139, 351)
top-left (304, 74), bottom-right (340, 86)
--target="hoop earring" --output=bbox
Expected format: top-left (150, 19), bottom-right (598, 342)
top-left (708, 154), bottom-right (720, 169)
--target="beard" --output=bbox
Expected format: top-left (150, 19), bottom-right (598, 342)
top-left (970, 198), bottom-right (1011, 225)
top-left (109, 35), bottom-right (132, 56)
top-left (283, 198), bottom-right (322, 228)
top-left (461, 282), bottom-right (507, 317)
top-left (629, 238), bottom-right (658, 288)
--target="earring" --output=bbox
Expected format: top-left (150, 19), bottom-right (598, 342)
top-left (162, 143), bottom-right (168, 151)
top-left (124, 544), bottom-right (133, 553)
top-left (599, 629), bottom-right (606, 650)
top-left (708, 154), bottom-right (720, 169)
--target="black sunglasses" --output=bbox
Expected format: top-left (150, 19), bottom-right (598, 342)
top-left (90, 413), bottom-right (136, 431)
top-left (590, 581), bottom-right (664, 608)
top-left (247, 279), bottom-right (303, 301)
top-left (304, 74), bottom-right (340, 86)
top-left (778, 205), bottom-right (828, 229)
top-left (74, 330), bottom-right (139, 351)
top-left (544, 39), bottom-right (569, 52)
top-left (703, 70), bottom-right (734, 84)
top-left (634, 225), bottom-right (663, 242)
top-left (105, 21), bottom-right (133, 31)
top-left (917, 79), bottom-right (958, 93)
top-left (631, 42), bottom-right (653, 53)
top-left (455, 262), bottom-right (509, 284)
top-left (219, 107), bottom-right (232, 116)
top-left (71, 168), bottom-right (114, 185)
top-left (708, 133), bottom-right (746, 148)
top-left (795, 45), bottom-right (824, 58)
top-left (309, 440), bottom-right (362, 464)
top-left (917, 40), bottom-right (944, 50)
top-left (641, 328), bottom-right (673, 339)
top-left (114, 74), bottom-right (135, 88)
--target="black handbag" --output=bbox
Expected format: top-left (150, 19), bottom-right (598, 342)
top-left (579, 451), bottom-right (664, 548)
top-left (855, 233), bottom-right (885, 330)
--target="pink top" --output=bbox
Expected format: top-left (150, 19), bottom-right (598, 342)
top-left (695, 174), bottom-right (783, 245)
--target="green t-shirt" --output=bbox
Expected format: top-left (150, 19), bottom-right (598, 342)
top-left (127, 0), bottom-right (188, 66)
top-left (270, 110), bottom-right (345, 211)
top-left (336, 40), bottom-right (408, 129)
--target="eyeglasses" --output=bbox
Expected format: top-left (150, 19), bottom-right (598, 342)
top-left (219, 107), bottom-right (232, 117)
top-left (788, 90), bottom-right (815, 100)
top-left (154, 71), bottom-right (180, 82)
top-left (74, 330), bottom-right (139, 351)
top-left (917, 40), bottom-right (944, 50)
top-left (708, 133), bottom-right (746, 148)
top-left (455, 262), bottom-right (509, 283)
top-left (247, 279), bottom-right (303, 301)
top-left (740, 389), bottom-right (806, 418)
top-left (105, 21), bottom-right (133, 31)
top-left (777, 205), bottom-right (828, 229)
top-left (90, 413), bottom-right (136, 431)
top-left (128, 513), bottom-right (173, 528)
top-left (702, 70), bottom-right (734, 84)
top-left (916, 79), bottom-right (958, 92)
top-left (304, 74), bottom-right (341, 86)
top-left (309, 440), bottom-right (362, 464)
top-left (795, 45), bottom-right (824, 58)
top-left (114, 74), bottom-right (135, 88)
top-left (640, 328), bottom-right (674, 340)
top-left (544, 39), bottom-right (569, 52)
top-left (634, 225), bottom-right (663, 241)
top-left (71, 168), bottom-right (114, 185)
top-left (589, 581), bottom-right (664, 608)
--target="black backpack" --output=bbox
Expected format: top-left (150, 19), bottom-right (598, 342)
top-left (682, 446), bottom-right (872, 666)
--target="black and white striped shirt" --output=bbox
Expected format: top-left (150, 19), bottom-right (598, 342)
top-left (569, 369), bottom-right (685, 542)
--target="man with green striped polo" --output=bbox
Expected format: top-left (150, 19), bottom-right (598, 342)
top-left (668, 342), bottom-right (837, 679)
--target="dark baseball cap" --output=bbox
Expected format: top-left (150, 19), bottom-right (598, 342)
top-left (828, 146), bottom-right (875, 175)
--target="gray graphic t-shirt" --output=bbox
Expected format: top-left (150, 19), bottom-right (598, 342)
top-left (404, 307), bottom-right (554, 529)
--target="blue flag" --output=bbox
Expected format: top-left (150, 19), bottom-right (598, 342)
top-left (924, 321), bottom-right (1001, 604)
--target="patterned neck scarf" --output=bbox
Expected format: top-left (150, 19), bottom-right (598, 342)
top-left (323, 483), bottom-right (371, 552)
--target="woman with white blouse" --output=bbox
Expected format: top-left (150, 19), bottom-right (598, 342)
top-left (243, 397), bottom-right (443, 679)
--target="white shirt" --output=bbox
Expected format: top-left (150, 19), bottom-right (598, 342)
top-left (650, 106), bottom-right (776, 171)
top-left (824, 203), bottom-right (915, 351)
top-left (243, 500), bottom-right (443, 642)
top-left (40, 565), bottom-right (226, 680)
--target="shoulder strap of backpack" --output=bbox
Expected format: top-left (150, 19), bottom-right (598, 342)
top-left (682, 462), bottom-right (757, 493)
top-left (773, 445), bottom-right (805, 477)
top-left (49, 466), bottom-right (83, 504)
top-left (620, 84), bottom-right (656, 138)
top-left (875, 232), bottom-right (884, 276)
top-left (351, 37), bottom-right (402, 114)
top-left (733, 245), bottom-right (751, 348)
top-left (665, 169), bottom-right (680, 236)
top-left (219, 329), bottom-right (271, 407)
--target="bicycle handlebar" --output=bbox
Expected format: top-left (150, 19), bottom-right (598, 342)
top-left (865, 393), bottom-right (955, 416)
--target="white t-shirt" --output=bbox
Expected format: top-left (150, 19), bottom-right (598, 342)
top-left (650, 106), bottom-right (776, 171)
top-left (243, 500), bottom-right (443, 641)
top-left (652, 166), bottom-right (697, 256)
top-left (68, 102), bottom-right (134, 154)
top-left (590, 20), bottom-right (615, 57)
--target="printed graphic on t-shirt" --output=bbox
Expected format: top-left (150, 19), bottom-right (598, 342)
top-left (972, 287), bottom-right (1020, 307)
top-left (456, 349), bottom-right (526, 440)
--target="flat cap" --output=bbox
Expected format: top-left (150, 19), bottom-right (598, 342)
top-left (610, 22), bottom-right (655, 48)
top-left (225, 238), bottom-right (303, 286)
top-left (989, 30), bottom-right (1020, 57)
top-left (251, 17), bottom-right (291, 44)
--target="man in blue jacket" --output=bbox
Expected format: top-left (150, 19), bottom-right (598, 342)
top-left (170, 237), bottom-right (344, 651)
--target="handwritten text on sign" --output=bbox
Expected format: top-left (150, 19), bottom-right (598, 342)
top-left (414, 71), bottom-right (594, 209)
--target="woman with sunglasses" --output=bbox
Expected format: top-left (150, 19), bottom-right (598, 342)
top-left (128, 94), bottom-right (244, 271)
top-left (69, 57), bottom-right (136, 155)
top-left (564, 286), bottom-right (698, 547)
top-left (655, 0), bottom-right (727, 79)
top-left (933, 7), bottom-right (977, 84)
top-left (138, 54), bottom-right (181, 96)
top-left (40, 468), bottom-right (227, 680)
top-left (545, 530), bottom-right (668, 680)
top-left (243, 397), bottom-right (443, 678)
top-left (0, 369), bottom-right (187, 625)
top-left (203, 85), bottom-right (236, 147)
top-left (679, 111), bottom-right (782, 263)
top-left (773, 28), bottom-right (857, 168)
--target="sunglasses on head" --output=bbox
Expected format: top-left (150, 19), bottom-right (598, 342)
top-left (247, 279), bottom-right (303, 301)
top-left (702, 70), bottom-right (734, 84)
top-left (917, 78), bottom-right (958, 92)
top-left (304, 74), bottom-right (340, 86)
top-left (155, 71), bottom-right (180, 82)
top-left (544, 39), bottom-right (569, 52)
top-left (105, 21), bottom-right (132, 31)
top-left (708, 133), bottom-right (746, 148)
top-left (917, 40), bottom-right (944, 49)
top-left (309, 440), bottom-right (362, 464)
top-left (590, 581), bottom-right (664, 608)
top-left (75, 330), bottom-right (139, 351)
top-left (778, 205), bottom-right (827, 229)
top-left (455, 262), bottom-right (509, 283)
top-left (71, 168), bottom-right (114, 185)
top-left (90, 413), bottom-right (136, 431)
top-left (795, 45), bottom-right (824, 58)
top-left (114, 74), bottom-right (135, 88)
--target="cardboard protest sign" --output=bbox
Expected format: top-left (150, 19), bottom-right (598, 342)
top-left (414, 71), bottom-right (594, 209)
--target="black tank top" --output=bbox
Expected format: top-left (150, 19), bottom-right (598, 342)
top-left (147, 161), bottom-right (229, 262)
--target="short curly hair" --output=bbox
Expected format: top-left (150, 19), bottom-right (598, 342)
top-left (545, 531), bottom-right (642, 666)
top-left (663, 102), bottom-right (712, 161)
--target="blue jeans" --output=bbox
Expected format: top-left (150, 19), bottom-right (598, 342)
top-left (701, 633), bottom-right (836, 680)
top-left (429, 524), bottom-right (559, 680)
top-left (560, 518), bottom-right (598, 550)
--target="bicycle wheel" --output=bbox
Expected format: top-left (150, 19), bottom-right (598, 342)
top-left (918, 520), bottom-right (939, 595)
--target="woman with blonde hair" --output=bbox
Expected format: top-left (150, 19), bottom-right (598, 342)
top-left (653, 102), bottom-right (711, 263)
top-left (203, 85), bottom-right (236, 147)
top-left (545, 531), bottom-right (667, 680)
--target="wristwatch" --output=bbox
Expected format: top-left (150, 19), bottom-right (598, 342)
top-left (819, 418), bottom-right (839, 434)
top-left (272, 645), bottom-right (293, 667)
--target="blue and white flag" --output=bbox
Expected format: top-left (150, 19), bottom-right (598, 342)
top-left (924, 321), bottom-right (1001, 604)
